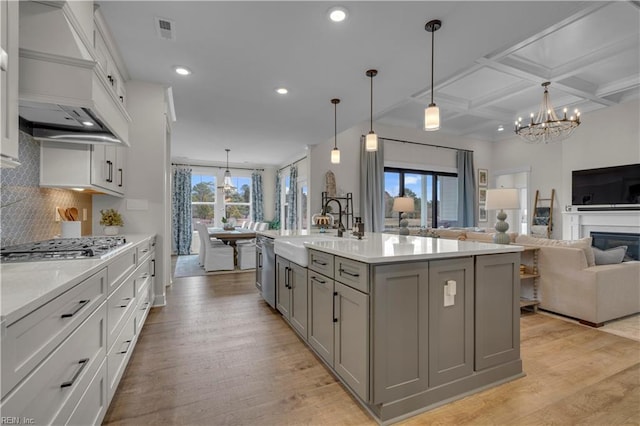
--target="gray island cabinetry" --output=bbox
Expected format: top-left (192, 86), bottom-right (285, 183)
top-left (275, 234), bottom-right (523, 424)
top-left (276, 256), bottom-right (309, 339)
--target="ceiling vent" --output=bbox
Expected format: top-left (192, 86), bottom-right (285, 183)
top-left (155, 17), bottom-right (176, 41)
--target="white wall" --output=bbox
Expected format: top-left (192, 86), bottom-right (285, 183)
top-left (491, 99), bottom-right (640, 239)
top-left (94, 80), bottom-right (171, 306)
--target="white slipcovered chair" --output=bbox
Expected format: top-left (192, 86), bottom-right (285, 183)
top-left (237, 243), bottom-right (256, 269)
top-left (195, 223), bottom-right (234, 271)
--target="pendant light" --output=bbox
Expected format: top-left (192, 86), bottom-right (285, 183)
top-left (331, 98), bottom-right (341, 164)
top-left (365, 69), bottom-right (378, 151)
top-left (223, 148), bottom-right (232, 192)
top-left (424, 19), bottom-right (441, 131)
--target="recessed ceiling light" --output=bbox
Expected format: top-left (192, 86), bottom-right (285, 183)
top-left (82, 121), bottom-right (94, 127)
top-left (497, 125), bottom-right (504, 132)
top-left (276, 87), bottom-right (289, 95)
top-left (174, 66), bottom-right (192, 76)
top-left (328, 6), bottom-right (348, 23)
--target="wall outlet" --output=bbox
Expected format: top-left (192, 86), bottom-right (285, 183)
top-left (55, 207), bottom-right (61, 222)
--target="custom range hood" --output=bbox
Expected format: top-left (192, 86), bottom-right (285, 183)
top-left (18, 1), bottom-right (130, 146)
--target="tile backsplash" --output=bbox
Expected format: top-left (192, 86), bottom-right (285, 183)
top-left (1, 132), bottom-right (93, 247)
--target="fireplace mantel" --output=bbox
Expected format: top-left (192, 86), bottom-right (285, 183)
top-left (564, 209), bottom-right (640, 240)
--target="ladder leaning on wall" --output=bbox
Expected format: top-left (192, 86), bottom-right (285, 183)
top-left (531, 189), bottom-right (555, 238)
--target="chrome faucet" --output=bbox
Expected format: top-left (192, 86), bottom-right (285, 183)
top-left (322, 197), bottom-right (345, 237)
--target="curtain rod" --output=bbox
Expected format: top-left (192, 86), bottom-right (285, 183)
top-left (376, 136), bottom-right (473, 153)
top-left (278, 156), bottom-right (306, 172)
top-left (172, 163), bottom-right (264, 172)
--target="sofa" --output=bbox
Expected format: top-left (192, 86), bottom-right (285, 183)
top-left (514, 235), bottom-right (640, 327)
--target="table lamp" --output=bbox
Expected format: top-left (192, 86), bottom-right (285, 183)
top-left (485, 188), bottom-right (520, 244)
top-left (392, 196), bottom-right (415, 235)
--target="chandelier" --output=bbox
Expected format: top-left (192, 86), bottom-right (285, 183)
top-left (515, 82), bottom-right (581, 143)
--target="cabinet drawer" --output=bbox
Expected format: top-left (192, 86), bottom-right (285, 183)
top-left (108, 248), bottom-right (137, 293)
top-left (308, 249), bottom-right (334, 277)
top-left (65, 357), bottom-right (107, 426)
top-left (1, 268), bottom-right (107, 398)
top-left (136, 239), bottom-right (152, 264)
top-left (107, 307), bottom-right (137, 403)
top-left (135, 271), bottom-right (152, 334)
top-left (1, 302), bottom-right (107, 425)
top-left (335, 256), bottom-right (369, 293)
top-left (107, 274), bottom-right (136, 352)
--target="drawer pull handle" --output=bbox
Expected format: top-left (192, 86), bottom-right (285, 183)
top-left (311, 276), bottom-right (326, 284)
top-left (313, 259), bottom-right (327, 266)
top-left (339, 268), bottom-right (360, 278)
top-left (140, 273), bottom-right (150, 279)
top-left (141, 302), bottom-right (150, 310)
top-left (118, 339), bottom-right (132, 354)
top-left (61, 300), bottom-right (90, 318)
top-left (118, 297), bottom-right (132, 308)
top-left (60, 358), bottom-right (90, 388)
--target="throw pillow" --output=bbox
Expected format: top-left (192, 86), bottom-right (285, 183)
top-left (593, 246), bottom-right (628, 265)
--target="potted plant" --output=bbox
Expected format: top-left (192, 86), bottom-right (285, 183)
top-left (100, 209), bottom-right (124, 236)
top-left (221, 217), bottom-right (234, 231)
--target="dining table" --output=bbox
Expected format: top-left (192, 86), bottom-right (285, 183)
top-left (207, 227), bottom-right (257, 244)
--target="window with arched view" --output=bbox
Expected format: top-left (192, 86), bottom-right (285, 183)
top-left (384, 167), bottom-right (458, 230)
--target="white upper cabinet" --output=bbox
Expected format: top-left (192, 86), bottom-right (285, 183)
top-left (1, 0), bottom-right (20, 168)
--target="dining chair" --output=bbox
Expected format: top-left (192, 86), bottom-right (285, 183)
top-left (195, 223), bottom-right (230, 270)
top-left (237, 243), bottom-right (256, 269)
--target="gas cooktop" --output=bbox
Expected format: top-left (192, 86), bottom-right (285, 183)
top-left (1, 236), bottom-right (128, 262)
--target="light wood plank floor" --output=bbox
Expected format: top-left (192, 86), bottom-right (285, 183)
top-left (103, 273), bottom-right (640, 425)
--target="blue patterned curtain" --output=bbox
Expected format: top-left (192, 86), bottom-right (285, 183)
top-left (172, 167), bottom-right (192, 255)
top-left (456, 150), bottom-right (476, 227)
top-left (274, 171), bottom-right (281, 228)
top-left (251, 171), bottom-right (264, 222)
top-left (287, 166), bottom-right (298, 229)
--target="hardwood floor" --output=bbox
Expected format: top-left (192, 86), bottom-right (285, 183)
top-left (103, 273), bottom-right (640, 425)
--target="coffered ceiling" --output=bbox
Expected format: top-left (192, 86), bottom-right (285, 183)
top-left (98, 1), bottom-right (640, 167)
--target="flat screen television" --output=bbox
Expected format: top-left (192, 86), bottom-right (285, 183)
top-left (572, 163), bottom-right (640, 205)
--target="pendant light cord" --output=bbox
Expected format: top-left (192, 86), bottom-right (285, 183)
top-left (430, 27), bottom-right (435, 106)
top-left (334, 102), bottom-right (338, 149)
top-left (370, 74), bottom-right (374, 131)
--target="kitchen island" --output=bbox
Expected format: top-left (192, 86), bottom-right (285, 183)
top-left (274, 232), bottom-right (524, 424)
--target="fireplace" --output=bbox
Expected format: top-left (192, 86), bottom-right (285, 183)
top-left (590, 231), bottom-right (640, 261)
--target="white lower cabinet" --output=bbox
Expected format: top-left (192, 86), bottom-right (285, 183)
top-left (66, 358), bottom-right (108, 426)
top-left (0, 302), bottom-right (107, 424)
top-left (0, 235), bottom-right (156, 425)
top-left (107, 305), bottom-right (137, 403)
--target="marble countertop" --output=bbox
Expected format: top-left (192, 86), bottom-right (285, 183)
top-left (0, 234), bottom-right (154, 325)
top-left (304, 233), bottom-right (523, 264)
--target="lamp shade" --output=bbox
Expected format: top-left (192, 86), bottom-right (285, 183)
top-left (392, 196), bottom-right (415, 213)
top-left (424, 105), bottom-right (440, 131)
top-left (331, 148), bottom-right (340, 164)
top-left (365, 132), bottom-right (378, 151)
top-left (486, 188), bottom-right (519, 210)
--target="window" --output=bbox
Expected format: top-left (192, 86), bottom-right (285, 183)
top-left (192, 173), bottom-right (216, 227)
top-left (384, 167), bottom-right (458, 229)
top-left (224, 175), bottom-right (251, 226)
top-left (282, 174), bottom-right (291, 229)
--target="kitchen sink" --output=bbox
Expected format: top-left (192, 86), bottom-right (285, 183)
top-left (274, 235), bottom-right (342, 266)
